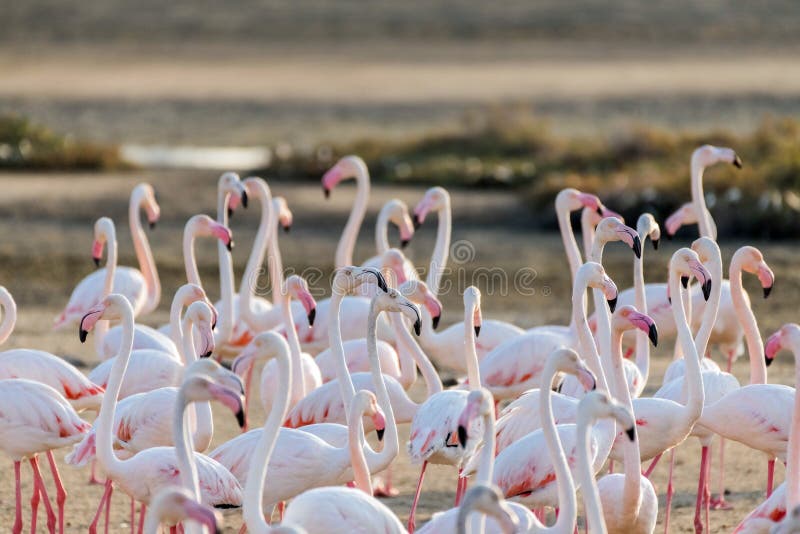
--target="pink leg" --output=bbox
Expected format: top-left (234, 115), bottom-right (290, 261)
top-left (89, 480), bottom-right (113, 534)
top-left (710, 435), bottom-right (732, 509)
top-left (767, 458), bottom-right (776, 498)
top-left (726, 349), bottom-right (734, 373)
top-left (664, 449), bottom-right (675, 534)
top-left (694, 446), bottom-right (709, 534)
top-left (89, 460), bottom-right (103, 485)
top-left (704, 445), bottom-right (712, 534)
top-left (13, 461), bottom-right (22, 534)
top-left (407, 461), bottom-right (428, 533)
top-left (243, 362), bottom-right (254, 432)
top-left (607, 459), bottom-right (614, 474)
top-left (130, 497), bottom-right (136, 534)
top-left (46, 451), bottom-right (67, 534)
top-left (103, 484), bottom-right (112, 534)
top-left (30, 455), bottom-right (56, 534)
top-left (238, 524), bottom-right (248, 534)
top-left (137, 503), bottom-right (146, 534)
top-left (373, 465), bottom-right (399, 497)
top-left (454, 468), bottom-right (467, 506)
top-left (277, 501), bottom-right (285, 522)
top-left (643, 452), bottom-right (662, 479)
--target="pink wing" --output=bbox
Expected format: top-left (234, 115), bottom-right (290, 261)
top-left (55, 266), bottom-right (147, 329)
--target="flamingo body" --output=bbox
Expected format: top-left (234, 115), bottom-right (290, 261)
top-left (284, 486), bottom-right (406, 534)
top-left (89, 349), bottom-right (183, 399)
top-left (314, 338), bottom-right (400, 383)
top-left (55, 267), bottom-right (146, 329)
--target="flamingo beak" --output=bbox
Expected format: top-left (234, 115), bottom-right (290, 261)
top-left (652, 238), bottom-right (659, 251)
top-left (681, 276), bottom-right (689, 289)
top-left (401, 239), bottom-right (410, 249)
top-left (733, 154), bottom-right (743, 169)
top-left (432, 314), bottom-right (440, 330)
top-left (307, 308), bottom-right (316, 327)
top-left (632, 235), bottom-right (642, 259)
top-left (458, 425), bottom-right (468, 448)
top-left (323, 186), bottom-right (330, 199)
top-left (607, 297), bottom-right (617, 313)
top-left (648, 323), bottom-right (658, 347)
top-left (625, 427), bottom-right (636, 441)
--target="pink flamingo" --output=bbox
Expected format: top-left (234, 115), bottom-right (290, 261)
top-left (489, 262), bottom-right (618, 454)
top-left (143, 487), bottom-right (221, 534)
top-left (55, 184), bottom-right (161, 338)
top-left (733, 323), bottom-right (800, 533)
top-left (361, 198), bottom-right (416, 274)
top-left (321, 155), bottom-right (372, 269)
top-left (0, 286), bottom-right (104, 412)
top-left (79, 294), bottom-right (243, 533)
top-left (414, 187), bottom-right (525, 372)
top-left (0, 379), bottom-right (90, 534)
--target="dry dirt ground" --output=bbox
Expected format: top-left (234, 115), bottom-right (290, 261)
top-left (0, 171), bottom-right (796, 532)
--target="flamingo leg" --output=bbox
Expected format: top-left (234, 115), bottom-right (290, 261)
top-left (238, 524), bottom-right (248, 534)
top-left (89, 480), bottom-right (112, 534)
top-left (767, 458), bottom-right (776, 498)
top-left (46, 451), bottom-right (67, 534)
top-left (663, 449), bottom-right (675, 534)
top-left (277, 501), bottom-right (285, 522)
top-left (407, 461), bottom-right (428, 533)
top-left (30, 455), bottom-right (56, 534)
top-left (13, 461), bottom-right (22, 534)
top-left (170, 528), bottom-right (177, 534)
top-left (710, 435), bottom-right (731, 510)
top-left (643, 452), bottom-right (662, 479)
top-left (103, 487), bottom-right (111, 534)
top-left (137, 503), bottom-right (147, 534)
top-left (373, 465), bottom-right (399, 497)
top-left (130, 497), bottom-right (136, 534)
top-left (89, 460), bottom-right (103, 485)
top-left (704, 444), bottom-right (712, 534)
top-left (694, 445), bottom-right (709, 534)
top-left (243, 362), bottom-right (255, 432)
top-left (607, 459), bottom-right (614, 474)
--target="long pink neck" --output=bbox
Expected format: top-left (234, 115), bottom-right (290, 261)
top-left (329, 290), bottom-right (357, 414)
top-left (730, 256), bottom-right (768, 385)
top-left (216, 186), bottom-right (235, 344)
top-left (669, 265), bottom-right (704, 426)
top-left (690, 159), bottom-right (714, 239)
top-left (589, 241), bottom-right (614, 392)
top-left (239, 180), bottom-right (276, 328)
top-left (347, 397), bottom-right (374, 494)
top-left (572, 272), bottom-right (609, 393)
top-left (281, 286), bottom-right (306, 408)
top-left (785, 332), bottom-right (800, 509)
top-left (129, 188), bottom-right (160, 314)
top-left (632, 222), bottom-right (650, 383)
top-left (556, 195), bottom-right (583, 283)
top-left (426, 199), bottom-right (451, 297)
top-left (464, 299), bottom-right (481, 391)
top-left (96, 228), bottom-right (118, 356)
top-left (390, 312), bottom-right (442, 395)
top-left (335, 167), bottom-right (370, 268)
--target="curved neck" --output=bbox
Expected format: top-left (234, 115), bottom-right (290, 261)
top-left (557, 200), bottom-right (583, 282)
top-left (95, 230), bottom-right (119, 355)
top-left (363, 302), bottom-right (399, 471)
top-left (281, 288), bottom-right (306, 407)
top-left (335, 169), bottom-right (370, 268)
top-left (0, 292), bottom-right (15, 345)
top-left (130, 190), bottom-right (160, 314)
top-left (730, 260), bottom-right (768, 385)
top-left (694, 257), bottom-right (722, 357)
top-left (330, 291), bottom-right (357, 415)
top-left (572, 276), bottom-right (609, 393)
top-left (96, 304), bottom-right (135, 479)
top-left (540, 361), bottom-right (577, 531)
top-left (426, 202), bottom-right (452, 297)
top-left (375, 205), bottom-right (391, 255)
top-left (180, 313), bottom-right (198, 366)
top-left (183, 228), bottom-right (203, 292)
top-left (347, 400), bottom-right (374, 494)
top-left (390, 312), bottom-right (442, 395)
top-left (580, 209), bottom-right (596, 261)
top-left (610, 328), bottom-right (642, 523)
top-left (239, 181), bottom-right (275, 326)
top-left (174, 390), bottom-right (200, 499)
top-left (464, 302), bottom-right (481, 390)
top-left (669, 268), bottom-right (704, 423)
top-left (785, 335), bottom-right (800, 509)
top-left (169, 290), bottom-right (190, 352)
top-left (217, 188), bottom-right (235, 344)
top-left (690, 161), bottom-right (714, 238)
top-left (243, 344), bottom-right (292, 534)
top-left (589, 243), bottom-right (613, 387)
top-left (577, 411), bottom-right (608, 534)
top-left (632, 234), bottom-right (649, 384)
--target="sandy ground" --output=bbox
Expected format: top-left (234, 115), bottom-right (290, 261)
top-left (0, 171), bottom-right (797, 532)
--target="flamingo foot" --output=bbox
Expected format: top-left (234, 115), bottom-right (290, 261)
top-left (372, 476), bottom-right (399, 498)
top-left (709, 496), bottom-right (733, 510)
top-left (89, 460), bottom-right (104, 485)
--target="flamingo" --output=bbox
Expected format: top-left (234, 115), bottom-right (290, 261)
top-left (731, 323), bottom-right (800, 533)
top-left (55, 184), bottom-right (161, 348)
top-left (575, 391), bottom-right (637, 534)
top-left (321, 155), bottom-right (372, 268)
top-left (413, 187), bottom-right (525, 371)
top-left (489, 262), bottom-right (618, 454)
top-left (142, 487), bottom-right (221, 534)
top-left (360, 198), bottom-right (417, 286)
top-left (483, 217), bottom-right (639, 402)
top-left (0, 286), bottom-right (104, 412)
top-left (455, 484), bottom-right (520, 534)
top-left (596, 306), bottom-right (659, 534)
top-left (406, 286), bottom-right (486, 532)
top-left (78, 294), bottom-right (242, 533)
top-left (213, 290), bottom-right (421, 517)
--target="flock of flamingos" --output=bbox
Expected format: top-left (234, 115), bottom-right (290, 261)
top-left (1, 144), bottom-right (799, 534)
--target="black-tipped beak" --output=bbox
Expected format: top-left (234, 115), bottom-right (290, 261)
top-left (474, 325), bottom-right (481, 338)
top-left (369, 270), bottom-right (388, 293)
top-left (283, 224), bottom-right (291, 233)
top-left (240, 191), bottom-right (248, 209)
top-left (413, 319), bottom-right (421, 336)
top-left (733, 155), bottom-right (743, 169)
top-left (632, 235), bottom-right (642, 259)
top-left (607, 297), bottom-right (617, 313)
top-left (227, 207), bottom-right (233, 218)
top-left (323, 187), bottom-right (330, 199)
top-left (79, 328), bottom-right (89, 343)
top-left (400, 239), bottom-right (410, 249)
top-left (702, 279), bottom-right (712, 301)
top-left (149, 221), bottom-right (156, 230)
top-left (648, 323), bottom-right (658, 347)
top-left (590, 378), bottom-right (597, 391)
top-left (625, 427), bottom-right (636, 441)
top-left (236, 409), bottom-right (246, 429)
top-left (413, 215), bottom-right (422, 230)
top-left (202, 350), bottom-right (212, 358)
top-left (307, 308), bottom-right (316, 327)
top-left (226, 241), bottom-right (234, 252)
top-left (764, 285), bottom-right (773, 299)
top-left (652, 238), bottom-right (659, 251)
top-left (596, 206), bottom-right (603, 217)
top-left (93, 257), bottom-right (101, 267)
top-left (376, 428), bottom-right (385, 441)
top-left (212, 318), bottom-right (217, 330)
top-left (457, 425), bottom-right (468, 448)
top-left (765, 355), bottom-right (774, 367)
top-left (432, 314), bottom-right (441, 330)
top-left (681, 276), bottom-right (689, 289)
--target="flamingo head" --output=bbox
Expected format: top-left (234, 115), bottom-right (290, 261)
top-left (92, 217), bottom-right (115, 267)
top-left (664, 202), bottom-right (696, 239)
top-left (78, 294), bottom-right (131, 342)
top-left (186, 359), bottom-right (244, 397)
top-left (191, 215), bottom-right (234, 252)
top-left (321, 155), bottom-right (366, 199)
top-left (273, 196), bottom-right (293, 233)
top-left (595, 217), bottom-right (641, 259)
top-left (582, 203), bottom-right (624, 229)
top-left (219, 172), bottom-right (247, 217)
top-left (464, 286), bottom-right (482, 338)
top-left (182, 375), bottom-right (246, 429)
top-left (150, 487), bottom-right (222, 533)
top-left (735, 246), bottom-right (775, 299)
top-left (457, 388), bottom-right (494, 448)
top-left (691, 236), bottom-right (721, 268)
top-left (399, 280), bottom-right (442, 330)
top-left (179, 283), bottom-right (217, 330)
top-left (413, 186), bottom-right (449, 229)
top-left (692, 144), bottom-right (742, 170)
top-left (671, 248), bottom-right (712, 301)
top-left (333, 266), bottom-right (388, 297)
top-left (185, 300), bottom-right (216, 358)
top-left (552, 347), bottom-right (597, 392)
top-left (232, 332), bottom-right (290, 380)
top-left (557, 188), bottom-right (604, 216)
top-left (355, 390), bottom-right (385, 441)
top-left (637, 213), bottom-right (661, 250)
top-left (765, 323), bottom-right (800, 367)
top-left (373, 288), bottom-right (422, 336)
top-left (384, 199), bottom-right (415, 248)
top-left (139, 184), bottom-right (161, 229)
top-left (380, 248), bottom-right (409, 288)
top-left (613, 305), bottom-right (658, 347)
top-left (581, 262), bottom-right (618, 313)
top-left (579, 390), bottom-right (636, 442)
top-left (285, 275), bottom-right (317, 327)
top-left (456, 485), bottom-right (519, 534)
